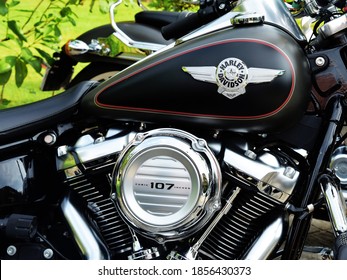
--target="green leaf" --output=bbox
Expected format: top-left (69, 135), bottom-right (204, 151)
top-left (15, 37), bottom-right (23, 47)
top-left (0, 0), bottom-right (8, 16)
top-left (43, 25), bottom-right (54, 36)
top-left (68, 0), bottom-right (80, 4)
top-left (34, 28), bottom-right (43, 39)
top-left (54, 25), bottom-right (61, 38)
top-left (8, 20), bottom-right (27, 42)
top-left (1, 98), bottom-right (11, 106)
top-left (0, 59), bottom-right (11, 74)
top-left (42, 35), bottom-right (59, 44)
top-left (67, 15), bottom-right (76, 26)
top-left (15, 9), bottom-right (35, 13)
top-left (89, 0), bottom-right (96, 12)
top-left (0, 71), bottom-right (12, 86)
top-left (60, 7), bottom-right (72, 17)
top-left (99, 0), bottom-right (109, 14)
top-left (15, 58), bottom-right (28, 87)
top-left (28, 56), bottom-right (42, 74)
top-left (35, 48), bottom-right (54, 66)
top-left (20, 48), bottom-right (42, 74)
top-left (21, 47), bottom-right (33, 62)
top-left (5, 56), bottom-right (17, 67)
top-left (8, 0), bottom-right (20, 8)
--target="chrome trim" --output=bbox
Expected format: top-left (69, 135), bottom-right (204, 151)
top-left (182, 59), bottom-right (284, 100)
top-left (243, 215), bottom-right (286, 259)
top-left (73, 131), bottom-right (136, 163)
top-left (231, 13), bottom-right (264, 25)
top-left (236, 0), bottom-right (306, 42)
top-left (137, 0), bottom-right (147, 10)
top-left (110, 0), bottom-right (166, 51)
top-left (320, 176), bottom-right (347, 235)
top-left (67, 39), bottom-right (110, 56)
top-left (116, 52), bottom-right (146, 62)
top-left (183, 187), bottom-right (241, 260)
top-left (67, 40), bottom-right (89, 55)
top-left (112, 128), bottom-right (222, 242)
top-left (224, 147), bottom-right (299, 203)
top-left (302, 246), bottom-right (333, 260)
top-left (304, 0), bottom-right (339, 17)
top-left (61, 193), bottom-right (110, 260)
top-left (304, 0), bottom-right (320, 16)
top-left (128, 228), bottom-right (160, 260)
top-left (319, 13), bottom-right (347, 39)
top-left (57, 129), bottom-right (136, 170)
top-left (177, 12), bottom-right (240, 44)
top-left (330, 145), bottom-right (347, 186)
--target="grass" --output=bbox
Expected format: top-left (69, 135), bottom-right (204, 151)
top-left (0, 0), bottom-right (142, 109)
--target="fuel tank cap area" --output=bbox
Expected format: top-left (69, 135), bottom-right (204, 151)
top-left (231, 13), bottom-right (265, 26)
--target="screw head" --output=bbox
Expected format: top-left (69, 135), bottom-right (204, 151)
top-left (43, 248), bottom-right (54, 259)
top-left (315, 57), bottom-right (326, 67)
top-left (6, 245), bottom-right (17, 256)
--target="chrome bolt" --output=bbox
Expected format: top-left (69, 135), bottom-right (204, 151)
top-left (94, 136), bottom-right (105, 144)
top-left (44, 132), bottom-right (57, 145)
top-left (7, 245), bottom-right (17, 256)
top-left (245, 150), bottom-right (257, 160)
top-left (198, 139), bottom-right (206, 147)
top-left (57, 145), bottom-right (68, 157)
top-left (213, 202), bottom-right (220, 210)
top-left (260, 133), bottom-right (268, 138)
top-left (139, 123), bottom-right (146, 131)
top-left (219, 3), bottom-right (226, 9)
top-left (284, 166), bottom-right (296, 179)
top-left (213, 130), bottom-right (219, 139)
top-left (136, 134), bottom-right (144, 141)
top-left (43, 248), bottom-right (54, 259)
top-left (156, 236), bottom-right (164, 243)
top-left (315, 57), bottom-right (325, 67)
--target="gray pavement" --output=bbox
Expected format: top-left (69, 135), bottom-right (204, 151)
top-left (301, 218), bottom-right (335, 260)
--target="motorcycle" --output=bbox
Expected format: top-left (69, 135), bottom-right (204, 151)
top-left (1, 0), bottom-right (347, 260)
top-left (40, 0), bottom-right (193, 91)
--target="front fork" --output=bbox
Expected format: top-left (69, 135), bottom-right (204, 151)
top-left (283, 95), bottom-right (347, 259)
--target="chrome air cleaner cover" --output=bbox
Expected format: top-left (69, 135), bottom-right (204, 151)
top-left (111, 128), bottom-right (222, 242)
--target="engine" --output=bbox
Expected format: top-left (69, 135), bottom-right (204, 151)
top-left (56, 127), bottom-right (301, 260)
top-left (112, 129), bottom-right (222, 242)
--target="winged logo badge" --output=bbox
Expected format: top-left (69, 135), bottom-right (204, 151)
top-left (182, 57), bottom-right (285, 100)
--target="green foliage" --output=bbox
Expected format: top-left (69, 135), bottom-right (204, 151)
top-left (148, 0), bottom-right (198, 12)
top-left (0, 0), bottom-right (81, 100)
top-left (0, 0), bottom-right (117, 103)
top-left (89, 0), bottom-right (115, 13)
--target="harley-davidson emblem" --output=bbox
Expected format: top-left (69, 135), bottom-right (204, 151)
top-left (182, 57), bottom-right (285, 99)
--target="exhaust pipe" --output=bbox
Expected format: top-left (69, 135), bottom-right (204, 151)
top-left (242, 215), bottom-right (286, 259)
top-left (61, 192), bottom-right (110, 260)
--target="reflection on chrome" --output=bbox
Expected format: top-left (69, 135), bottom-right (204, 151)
top-left (61, 192), bottom-right (110, 260)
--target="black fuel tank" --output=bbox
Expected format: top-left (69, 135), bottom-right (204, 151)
top-left (81, 23), bottom-right (311, 133)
